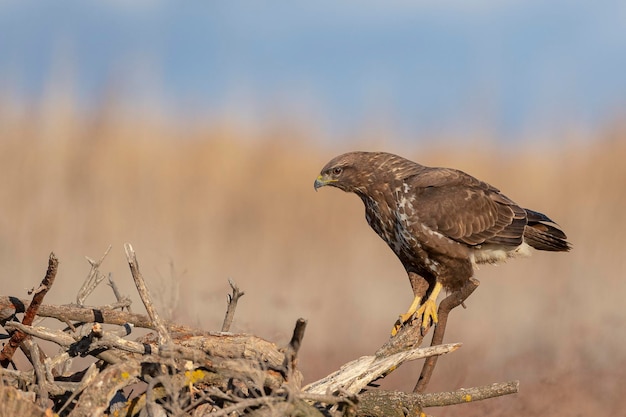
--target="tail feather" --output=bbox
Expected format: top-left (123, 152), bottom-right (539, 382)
top-left (523, 208), bottom-right (571, 252)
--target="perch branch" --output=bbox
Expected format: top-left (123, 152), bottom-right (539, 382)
top-left (303, 342), bottom-right (460, 395)
top-left (221, 279), bottom-right (245, 332)
top-left (0, 252), bottom-right (58, 368)
top-left (414, 277), bottom-right (479, 393)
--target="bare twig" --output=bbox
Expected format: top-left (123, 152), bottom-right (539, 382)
top-left (27, 342), bottom-right (48, 408)
top-left (107, 272), bottom-right (133, 313)
top-left (357, 380), bottom-right (518, 417)
top-left (419, 380), bottom-right (519, 407)
top-left (287, 318), bottom-right (307, 356)
top-left (221, 279), bottom-right (245, 332)
top-left (0, 253), bottom-right (58, 368)
top-left (77, 246), bottom-right (111, 306)
top-left (124, 243), bottom-right (172, 346)
top-left (57, 363), bottom-right (99, 415)
top-left (4, 322), bottom-right (76, 347)
top-left (19, 337), bottom-right (49, 376)
top-left (6, 321), bottom-right (158, 360)
top-left (281, 318), bottom-right (307, 386)
top-left (95, 299), bottom-right (133, 311)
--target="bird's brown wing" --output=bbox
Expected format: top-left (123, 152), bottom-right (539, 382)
top-left (405, 168), bottom-right (527, 247)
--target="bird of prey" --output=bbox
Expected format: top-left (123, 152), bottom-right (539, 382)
top-left (314, 151), bottom-right (570, 335)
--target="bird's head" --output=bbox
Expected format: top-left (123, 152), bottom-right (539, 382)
top-left (314, 151), bottom-right (383, 194)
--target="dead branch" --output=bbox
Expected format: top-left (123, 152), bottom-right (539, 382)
top-left (67, 359), bottom-right (141, 417)
top-left (0, 252), bottom-right (58, 368)
top-left (414, 277), bottom-right (480, 393)
top-left (287, 318), bottom-right (307, 357)
top-left (221, 279), bottom-right (245, 332)
top-left (303, 343), bottom-right (461, 395)
top-left (107, 272), bottom-right (133, 313)
top-left (419, 380), bottom-right (519, 407)
top-left (0, 247), bottom-right (522, 417)
top-left (0, 295), bottom-right (191, 332)
top-left (4, 322), bottom-right (76, 347)
top-left (0, 385), bottom-right (48, 417)
top-left (57, 363), bottom-right (99, 415)
top-left (124, 242), bottom-right (172, 346)
top-left (357, 380), bottom-right (519, 416)
top-left (375, 309), bottom-right (431, 358)
top-left (77, 246), bottom-right (111, 306)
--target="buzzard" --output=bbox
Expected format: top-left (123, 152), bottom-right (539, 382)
top-left (314, 151), bottom-right (570, 335)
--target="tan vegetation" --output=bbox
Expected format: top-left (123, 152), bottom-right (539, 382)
top-left (1, 98), bottom-right (625, 415)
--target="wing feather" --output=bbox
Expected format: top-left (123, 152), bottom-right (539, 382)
top-left (404, 168), bottom-right (526, 247)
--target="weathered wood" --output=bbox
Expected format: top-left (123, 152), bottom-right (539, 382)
top-left (67, 359), bottom-right (141, 417)
top-left (419, 380), bottom-right (519, 407)
top-left (221, 279), bottom-right (245, 332)
top-left (0, 386), bottom-right (47, 417)
top-left (138, 331), bottom-right (288, 369)
top-left (357, 380), bottom-right (520, 416)
top-left (0, 248), bottom-right (522, 417)
top-left (303, 343), bottom-right (461, 395)
top-left (124, 243), bottom-right (172, 346)
top-left (0, 295), bottom-right (194, 332)
top-left (0, 253), bottom-right (58, 368)
top-left (77, 246), bottom-right (111, 306)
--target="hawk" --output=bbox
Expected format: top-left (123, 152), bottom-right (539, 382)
top-left (314, 151), bottom-right (570, 335)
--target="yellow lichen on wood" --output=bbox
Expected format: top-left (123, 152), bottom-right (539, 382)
top-left (185, 369), bottom-right (209, 385)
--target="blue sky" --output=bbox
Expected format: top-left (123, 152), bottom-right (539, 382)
top-left (1, 1), bottom-right (625, 140)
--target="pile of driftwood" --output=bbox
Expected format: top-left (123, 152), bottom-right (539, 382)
top-left (0, 244), bottom-right (518, 417)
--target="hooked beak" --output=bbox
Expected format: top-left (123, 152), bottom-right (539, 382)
top-left (314, 174), bottom-right (335, 191)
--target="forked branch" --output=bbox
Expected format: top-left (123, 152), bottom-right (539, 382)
top-left (221, 279), bottom-right (245, 332)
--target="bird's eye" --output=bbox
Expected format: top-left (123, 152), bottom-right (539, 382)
top-left (333, 167), bottom-right (343, 175)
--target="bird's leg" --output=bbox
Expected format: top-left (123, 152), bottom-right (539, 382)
top-left (391, 295), bottom-right (422, 336)
top-left (415, 281), bottom-right (443, 331)
top-left (413, 277), bottom-right (480, 393)
top-left (391, 273), bottom-right (430, 336)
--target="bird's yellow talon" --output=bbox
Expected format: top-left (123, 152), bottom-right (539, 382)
top-left (391, 312), bottom-right (414, 336)
top-left (391, 295), bottom-right (422, 335)
top-left (391, 282), bottom-right (443, 335)
top-left (416, 299), bottom-right (438, 328)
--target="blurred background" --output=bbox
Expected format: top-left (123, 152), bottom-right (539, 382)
top-left (1, 1), bottom-right (625, 415)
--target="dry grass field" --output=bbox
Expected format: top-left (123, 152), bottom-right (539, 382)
top-left (1, 100), bottom-right (625, 415)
